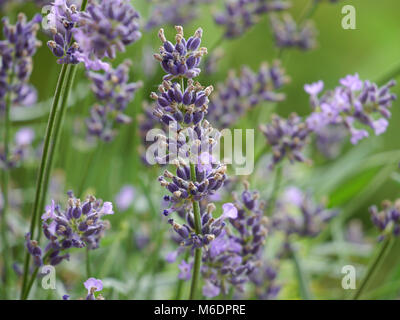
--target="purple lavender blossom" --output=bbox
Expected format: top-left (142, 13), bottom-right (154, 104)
top-left (25, 192), bottom-right (114, 268)
top-left (208, 62), bottom-right (289, 128)
top-left (1, 127), bottom-right (35, 169)
top-left (0, 13), bottom-right (41, 112)
top-left (200, 183), bottom-right (269, 297)
top-left (86, 60), bottom-right (142, 141)
top-left (214, 0), bottom-right (290, 38)
top-left (153, 26), bottom-right (207, 80)
top-left (369, 199), bottom-right (400, 240)
top-left (150, 79), bottom-right (213, 127)
top-left (249, 263), bottom-right (281, 299)
top-left (178, 260), bottom-right (193, 280)
top-left (115, 185), bottom-right (135, 211)
top-left (84, 277), bottom-right (103, 300)
top-left (260, 113), bottom-right (310, 167)
top-left (305, 74), bottom-right (397, 145)
top-left (73, 0), bottom-right (141, 70)
top-left (46, 0), bottom-right (83, 65)
top-left (269, 13), bottom-right (317, 50)
top-left (272, 187), bottom-right (337, 239)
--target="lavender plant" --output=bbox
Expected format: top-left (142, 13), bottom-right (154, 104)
top-left (86, 60), bottom-right (142, 141)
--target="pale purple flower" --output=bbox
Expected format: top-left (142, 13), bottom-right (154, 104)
top-left (41, 200), bottom-right (56, 221)
top-left (115, 185), bottom-right (135, 211)
top-left (178, 260), bottom-right (192, 280)
top-left (304, 80), bottom-right (324, 96)
top-left (15, 128), bottom-right (35, 146)
top-left (202, 281), bottom-right (220, 298)
top-left (198, 152), bottom-right (215, 174)
top-left (100, 202), bottom-right (114, 215)
top-left (84, 277), bottom-right (103, 293)
top-left (282, 186), bottom-right (303, 207)
top-left (339, 73), bottom-right (363, 91)
top-left (221, 203), bottom-right (238, 220)
top-left (165, 250), bottom-right (179, 263)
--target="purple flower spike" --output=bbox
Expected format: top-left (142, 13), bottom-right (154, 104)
top-left (86, 60), bottom-right (142, 141)
top-left (154, 26), bottom-right (207, 80)
top-left (369, 199), bottom-right (400, 239)
top-left (306, 74), bottom-right (397, 144)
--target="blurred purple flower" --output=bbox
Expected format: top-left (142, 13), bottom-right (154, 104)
top-left (115, 185), bottom-right (135, 211)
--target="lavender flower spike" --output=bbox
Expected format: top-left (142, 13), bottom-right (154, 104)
top-left (154, 26), bottom-right (207, 80)
top-left (25, 192), bottom-right (115, 268)
top-left (260, 113), bottom-right (310, 167)
top-left (305, 74), bottom-right (397, 144)
top-left (369, 199), bottom-right (400, 240)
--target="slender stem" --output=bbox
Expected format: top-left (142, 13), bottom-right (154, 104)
top-left (352, 236), bottom-right (394, 300)
top-left (22, 251), bottom-right (52, 300)
top-left (175, 250), bottom-right (190, 300)
top-left (20, 63), bottom-right (69, 299)
top-left (21, 2), bottom-right (89, 299)
top-left (86, 247), bottom-right (91, 278)
top-left (1, 67), bottom-right (15, 298)
top-left (266, 165), bottom-right (283, 216)
top-left (290, 247), bottom-right (312, 300)
top-left (297, 0), bottom-right (319, 25)
top-left (37, 64), bottom-right (77, 239)
top-left (189, 163), bottom-right (202, 300)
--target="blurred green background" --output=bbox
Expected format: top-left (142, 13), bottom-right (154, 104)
top-left (2, 0), bottom-right (400, 300)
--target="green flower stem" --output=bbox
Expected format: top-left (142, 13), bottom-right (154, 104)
top-left (21, 1), bottom-right (89, 300)
top-left (266, 165), bottom-right (282, 216)
top-left (86, 247), bottom-right (92, 278)
top-left (22, 251), bottom-right (52, 300)
top-left (37, 64), bottom-right (77, 240)
top-left (20, 63), bottom-right (69, 299)
top-left (352, 236), bottom-right (394, 300)
top-left (1, 69), bottom-right (15, 298)
top-left (189, 163), bottom-right (202, 300)
top-left (290, 247), bottom-right (312, 300)
top-left (175, 250), bottom-right (190, 300)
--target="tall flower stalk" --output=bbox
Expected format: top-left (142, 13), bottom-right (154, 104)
top-left (0, 12), bottom-right (42, 297)
top-left (151, 26), bottom-right (228, 299)
top-left (20, 0), bottom-right (90, 299)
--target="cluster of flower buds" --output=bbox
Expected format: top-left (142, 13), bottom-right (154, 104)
top-left (260, 113), bottom-right (310, 167)
top-left (272, 187), bottom-right (337, 239)
top-left (86, 60), bottom-right (142, 141)
top-left (159, 153), bottom-right (227, 215)
top-left (25, 191), bottom-right (114, 267)
top-left (0, 127), bottom-right (35, 169)
top-left (369, 199), bottom-right (400, 240)
top-left (269, 13), bottom-right (317, 50)
top-left (46, 0), bottom-right (141, 70)
top-left (214, 0), bottom-right (290, 38)
top-left (74, 0), bottom-right (141, 69)
top-left (46, 0), bottom-right (81, 65)
top-left (208, 61), bottom-right (288, 127)
top-left (305, 74), bottom-right (397, 144)
top-left (0, 13), bottom-right (42, 112)
top-left (151, 79), bottom-right (213, 127)
top-left (200, 184), bottom-right (269, 297)
top-left (167, 202), bottom-right (233, 249)
top-left (249, 263), bottom-right (281, 300)
top-left (154, 26), bottom-right (207, 80)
